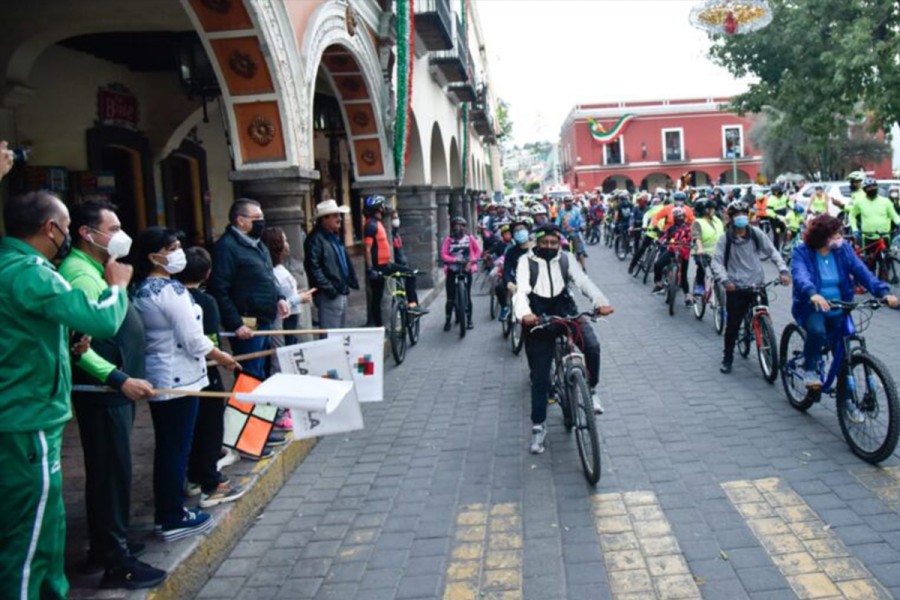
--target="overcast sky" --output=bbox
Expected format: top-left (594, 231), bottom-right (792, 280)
top-left (476, 0), bottom-right (754, 145)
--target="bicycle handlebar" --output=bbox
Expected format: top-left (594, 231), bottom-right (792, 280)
top-left (829, 298), bottom-right (890, 311)
top-left (530, 311), bottom-right (596, 332)
top-left (732, 279), bottom-right (781, 292)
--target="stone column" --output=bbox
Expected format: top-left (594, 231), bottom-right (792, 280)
top-left (434, 186), bottom-right (451, 242)
top-left (395, 185), bottom-right (439, 289)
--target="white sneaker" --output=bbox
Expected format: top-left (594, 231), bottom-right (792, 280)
top-left (591, 390), bottom-right (604, 415)
top-left (184, 481), bottom-right (201, 498)
top-left (216, 448), bottom-right (240, 471)
top-left (529, 425), bottom-right (546, 454)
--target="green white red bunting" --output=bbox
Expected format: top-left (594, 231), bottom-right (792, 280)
top-left (587, 114), bottom-right (636, 144)
top-left (461, 0), bottom-right (470, 188)
top-left (394, 0), bottom-right (414, 182)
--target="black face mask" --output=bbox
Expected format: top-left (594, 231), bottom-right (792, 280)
top-left (866, 189), bottom-right (878, 199)
top-left (51, 221), bottom-right (73, 261)
top-left (534, 247), bottom-right (558, 261)
top-left (451, 228), bottom-right (464, 239)
top-left (248, 218), bottom-right (266, 239)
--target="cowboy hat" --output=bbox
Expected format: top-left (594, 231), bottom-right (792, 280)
top-left (314, 199), bottom-right (350, 219)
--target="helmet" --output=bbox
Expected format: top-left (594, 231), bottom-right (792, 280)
top-left (848, 171), bottom-right (865, 182)
top-left (499, 224), bottom-right (511, 235)
top-left (617, 190), bottom-right (631, 200)
top-left (862, 177), bottom-right (878, 190)
top-left (534, 223), bottom-right (562, 240)
top-left (530, 204), bottom-right (548, 216)
top-left (793, 203), bottom-right (805, 214)
top-left (672, 207), bottom-right (686, 222)
top-left (727, 200), bottom-right (750, 216)
top-left (363, 195), bottom-right (386, 214)
top-left (511, 215), bottom-right (533, 229)
top-left (451, 216), bottom-right (467, 227)
top-left (890, 186), bottom-right (900, 198)
top-left (672, 191), bottom-right (687, 203)
top-left (694, 199), bottom-right (711, 214)
top-left (770, 184), bottom-right (784, 194)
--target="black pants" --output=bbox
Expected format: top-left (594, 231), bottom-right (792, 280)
top-left (771, 210), bottom-right (787, 248)
top-left (495, 282), bottom-right (509, 308)
top-left (445, 271), bottom-right (473, 322)
top-left (149, 396), bottom-right (198, 528)
top-left (72, 397), bottom-right (134, 567)
top-left (654, 251), bottom-right (689, 293)
top-left (629, 235), bottom-right (654, 269)
top-left (723, 289), bottom-right (757, 363)
top-left (370, 264), bottom-right (419, 327)
top-left (694, 254), bottom-right (711, 287)
top-left (187, 382), bottom-right (226, 494)
top-left (524, 320), bottom-right (600, 425)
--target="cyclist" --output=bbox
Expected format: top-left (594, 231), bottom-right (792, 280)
top-left (889, 186), bottom-right (900, 215)
top-left (651, 207), bottom-right (693, 304)
top-left (711, 200), bottom-right (791, 374)
top-left (691, 199), bottom-right (724, 295)
top-left (784, 202), bottom-right (805, 245)
top-left (628, 196), bottom-right (665, 274)
top-left (440, 216), bottom-right (482, 331)
top-left (767, 184), bottom-right (789, 250)
top-left (833, 171), bottom-right (866, 214)
top-left (513, 223), bottom-right (614, 455)
top-left (363, 196), bottom-right (426, 327)
top-left (557, 196), bottom-right (587, 267)
top-left (791, 215), bottom-right (899, 389)
top-left (651, 191), bottom-right (695, 231)
top-left (531, 203), bottom-right (550, 228)
top-left (613, 191), bottom-right (634, 251)
top-left (497, 217), bottom-right (532, 322)
top-left (806, 184), bottom-right (831, 218)
top-left (848, 178), bottom-right (900, 263)
top-left (629, 194), bottom-right (648, 257)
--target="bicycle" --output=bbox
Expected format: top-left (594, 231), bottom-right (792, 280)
top-left (383, 269), bottom-right (422, 365)
top-left (780, 298), bottom-right (899, 463)
top-left (633, 234), bottom-right (660, 285)
top-left (692, 255), bottom-right (716, 321)
top-left (855, 235), bottom-right (900, 294)
top-left (447, 262), bottom-right (474, 339)
top-left (534, 312), bottom-right (602, 485)
top-left (586, 219), bottom-right (602, 246)
top-left (734, 280), bottom-right (780, 383)
top-left (613, 227), bottom-right (631, 261)
top-left (659, 242), bottom-right (691, 317)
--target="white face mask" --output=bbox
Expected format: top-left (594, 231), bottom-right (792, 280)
top-left (158, 248), bottom-right (186, 274)
top-left (391, 218), bottom-right (400, 228)
top-left (89, 228), bottom-right (133, 260)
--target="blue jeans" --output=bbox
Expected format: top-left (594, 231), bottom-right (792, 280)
top-left (802, 311), bottom-right (843, 372)
top-left (149, 397), bottom-right (199, 527)
top-left (230, 321), bottom-right (272, 379)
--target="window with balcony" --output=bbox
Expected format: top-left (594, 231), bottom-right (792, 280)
top-left (604, 137), bottom-right (623, 165)
top-left (723, 125), bottom-right (743, 159)
top-left (662, 129), bottom-right (683, 162)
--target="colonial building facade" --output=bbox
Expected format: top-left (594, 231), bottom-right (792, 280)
top-left (559, 98), bottom-right (763, 193)
top-left (0, 0), bottom-right (500, 291)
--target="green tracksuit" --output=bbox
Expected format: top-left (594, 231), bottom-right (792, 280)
top-left (0, 237), bottom-right (127, 600)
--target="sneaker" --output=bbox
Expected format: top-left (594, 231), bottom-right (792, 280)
top-left (693, 284), bottom-right (705, 295)
top-left (217, 447), bottom-right (240, 471)
top-left (720, 361), bottom-right (733, 374)
top-left (529, 425), bottom-right (547, 455)
top-left (685, 295), bottom-right (694, 307)
top-left (466, 320), bottom-right (474, 330)
top-left (499, 306), bottom-right (510, 322)
top-left (79, 542), bottom-right (147, 575)
top-left (804, 370), bottom-right (821, 389)
top-left (846, 403), bottom-right (867, 424)
top-left (266, 431), bottom-right (288, 447)
top-left (99, 557), bottom-right (167, 590)
top-left (239, 446), bottom-right (274, 461)
top-left (443, 319), bottom-right (452, 332)
top-left (184, 481), bottom-right (202, 498)
top-left (273, 411), bottom-right (293, 432)
top-left (200, 480), bottom-right (247, 509)
top-left (408, 305), bottom-right (430, 316)
top-left (158, 509), bottom-right (213, 543)
top-left (591, 390), bottom-right (604, 415)
top-left (651, 284), bottom-right (664, 295)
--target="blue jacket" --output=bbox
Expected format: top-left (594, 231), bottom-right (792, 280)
top-left (791, 243), bottom-right (889, 324)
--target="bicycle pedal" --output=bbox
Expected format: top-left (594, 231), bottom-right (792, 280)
top-left (547, 398), bottom-right (558, 405)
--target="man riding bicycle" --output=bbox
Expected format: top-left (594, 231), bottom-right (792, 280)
top-left (848, 177), bottom-right (900, 264)
top-left (557, 196), bottom-right (587, 267)
top-left (513, 223), bottom-right (614, 455)
top-left (691, 199), bottom-right (724, 295)
top-left (613, 191), bottom-right (634, 249)
top-left (652, 207), bottom-right (693, 304)
top-left (440, 216), bottom-right (482, 331)
top-left (628, 196), bottom-right (665, 275)
top-left (766, 184), bottom-right (789, 250)
top-left (711, 200), bottom-right (790, 374)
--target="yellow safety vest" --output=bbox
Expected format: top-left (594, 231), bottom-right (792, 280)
top-left (696, 216), bottom-right (724, 254)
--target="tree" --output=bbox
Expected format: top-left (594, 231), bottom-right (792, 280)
top-left (496, 98), bottom-right (513, 144)
top-left (524, 181), bottom-right (541, 193)
top-left (707, 0), bottom-right (900, 176)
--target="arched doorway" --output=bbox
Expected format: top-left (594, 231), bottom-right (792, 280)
top-left (602, 175), bottom-right (634, 193)
top-left (640, 172), bottom-right (673, 193)
top-left (684, 170), bottom-right (712, 187)
top-left (161, 139), bottom-right (211, 247)
top-left (402, 112), bottom-right (426, 186)
top-left (430, 123), bottom-right (448, 187)
top-left (719, 169), bottom-right (752, 185)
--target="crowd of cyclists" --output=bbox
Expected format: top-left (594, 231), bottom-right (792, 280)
top-left (454, 172), bottom-right (900, 459)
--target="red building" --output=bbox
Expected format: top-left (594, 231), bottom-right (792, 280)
top-left (560, 97), bottom-right (763, 193)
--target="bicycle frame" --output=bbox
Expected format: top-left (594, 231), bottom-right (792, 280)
top-left (818, 312), bottom-right (862, 394)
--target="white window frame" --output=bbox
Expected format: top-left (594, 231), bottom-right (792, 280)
top-left (722, 125), bottom-right (744, 159)
top-left (603, 135), bottom-right (625, 166)
top-left (661, 128), bottom-right (684, 162)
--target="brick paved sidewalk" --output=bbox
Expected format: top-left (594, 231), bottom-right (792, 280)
top-left (201, 245), bottom-right (900, 600)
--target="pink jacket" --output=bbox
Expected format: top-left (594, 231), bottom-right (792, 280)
top-left (441, 234), bottom-right (482, 274)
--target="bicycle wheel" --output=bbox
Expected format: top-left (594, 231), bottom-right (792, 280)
top-left (665, 267), bottom-right (677, 317)
top-left (389, 302), bottom-right (407, 365)
top-left (568, 366), bottom-right (600, 485)
top-left (837, 352), bottom-right (900, 464)
top-left (642, 247), bottom-right (656, 285)
top-left (615, 235), bottom-right (628, 261)
top-left (456, 279), bottom-right (467, 338)
top-left (490, 290), bottom-right (497, 319)
top-left (693, 288), bottom-right (708, 320)
top-left (502, 310), bottom-right (512, 338)
top-left (738, 313), bottom-right (751, 358)
top-left (756, 314), bottom-right (778, 383)
top-left (879, 255), bottom-right (900, 294)
top-left (779, 323), bottom-right (816, 412)
top-left (511, 321), bottom-right (524, 355)
top-left (408, 313), bottom-right (420, 346)
top-left (714, 285), bottom-right (726, 335)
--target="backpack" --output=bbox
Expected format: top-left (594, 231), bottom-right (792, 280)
top-left (529, 252), bottom-right (570, 289)
top-left (723, 227), bottom-right (761, 270)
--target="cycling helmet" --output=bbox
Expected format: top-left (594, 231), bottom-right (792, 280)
top-left (847, 171), bottom-right (865, 182)
top-left (694, 199), bottom-right (711, 214)
top-left (727, 200), bottom-right (750, 215)
top-left (363, 195), bottom-right (386, 214)
top-left (862, 177), bottom-right (878, 190)
top-left (499, 224), bottom-right (511, 235)
top-left (530, 204), bottom-right (548, 216)
top-left (672, 191), bottom-right (687, 203)
top-left (451, 216), bottom-right (467, 227)
top-left (793, 203), bottom-right (805, 214)
top-left (770, 183), bottom-right (784, 194)
top-left (672, 207), bottom-right (686, 220)
top-left (511, 215), bottom-right (533, 229)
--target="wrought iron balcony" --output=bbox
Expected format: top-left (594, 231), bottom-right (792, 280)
top-left (469, 84), bottom-right (489, 127)
top-left (446, 81), bottom-right (476, 103)
top-left (429, 18), bottom-right (469, 83)
top-left (414, 0), bottom-right (453, 51)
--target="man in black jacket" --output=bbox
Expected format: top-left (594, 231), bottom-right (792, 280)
top-left (209, 199), bottom-right (288, 378)
top-left (304, 199), bottom-right (359, 329)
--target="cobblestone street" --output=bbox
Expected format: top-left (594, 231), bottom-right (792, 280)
top-left (203, 244), bottom-right (900, 600)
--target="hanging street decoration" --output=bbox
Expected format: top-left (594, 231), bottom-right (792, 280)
top-left (689, 0), bottom-right (773, 36)
top-left (393, 0), bottom-right (414, 183)
top-left (587, 114), bottom-right (636, 145)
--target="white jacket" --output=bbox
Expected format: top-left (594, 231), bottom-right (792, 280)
top-left (512, 250), bottom-right (609, 320)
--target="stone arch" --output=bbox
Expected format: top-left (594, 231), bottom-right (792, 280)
top-left (430, 122), bottom-right (448, 186)
top-left (720, 168), bottom-right (752, 185)
top-left (685, 170), bottom-right (712, 187)
top-left (449, 137), bottom-right (462, 188)
top-left (602, 175), bottom-right (634, 193)
top-left (302, 2), bottom-right (392, 181)
top-left (402, 111), bottom-right (426, 186)
top-left (640, 172), bottom-right (674, 192)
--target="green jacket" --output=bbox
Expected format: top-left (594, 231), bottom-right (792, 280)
top-left (848, 195), bottom-right (900, 235)
top-left (0, 238), bottom-right (127, 432)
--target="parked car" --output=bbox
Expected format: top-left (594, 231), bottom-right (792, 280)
top-left (794, 180), bottom-right (900, 216)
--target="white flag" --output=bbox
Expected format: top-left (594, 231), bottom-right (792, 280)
top-left (327, 328), bottom-right (385, 402)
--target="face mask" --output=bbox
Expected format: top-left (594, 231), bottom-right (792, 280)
top-left (891, 194), bottom-right (899, 201)
top-left (534, 246), bottom-right (558, 261)
top-left (866, 189), bottom-right (878, 199)
top-left (158, 248), bottom-right (187, 274)
top-left (248, 218), bottom-right (266, 239)
top-left (451, 228), bottom-right (464, 239)
top-left (733, 215), bottom-right (749, 228)
top-left (51, 222), bottom-right (73, 261)
top-left (391, 219), bottom-right (400, 228)
top-left (828, 237), bottom-right (844, 250)
top-left (513, 229), bottom-right (529, 244)
top-left (90, 228), bottom-right (132, 259)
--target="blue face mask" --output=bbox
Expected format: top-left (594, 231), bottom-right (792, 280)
top-left (733, 215), bottom-right (749, 228)
top-left (513, 229), bottom-right (529, 244)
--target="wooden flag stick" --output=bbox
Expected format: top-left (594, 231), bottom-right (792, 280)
top-left (205, 348), bottom-right (277, 366)
top-left (220, 329), bottom-right (330, 338)
top-left (73, 384), bottom-right (236, 399)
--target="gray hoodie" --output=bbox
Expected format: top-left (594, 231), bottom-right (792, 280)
top-left (710, 225), bottom-right (787, 287)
